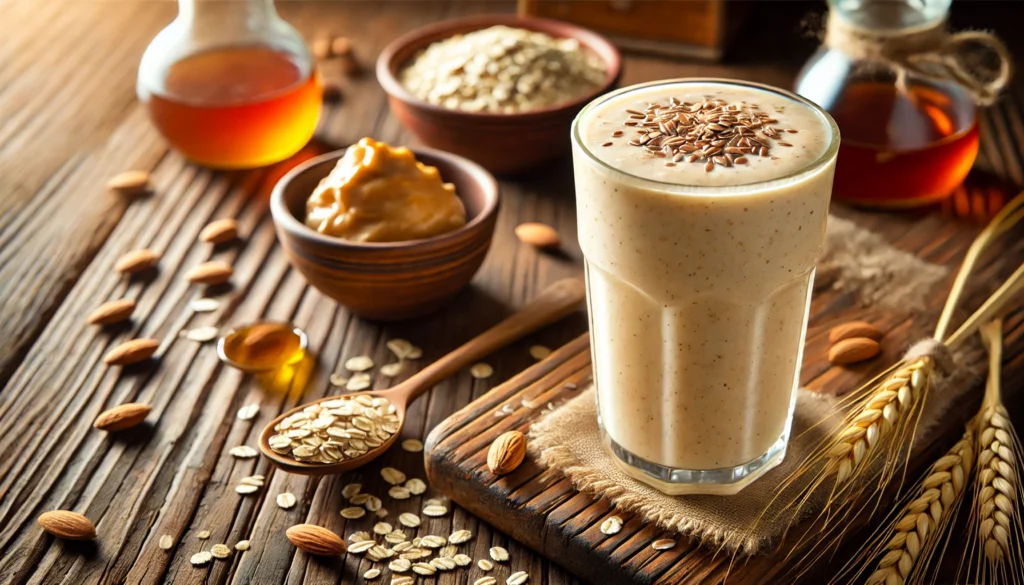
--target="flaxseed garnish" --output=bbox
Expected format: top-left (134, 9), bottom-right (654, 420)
top-left (236, 403), bottom-right (260, 420)
top-left (269, 396), bottom-right (399, 463)
top-left (489, 546), bottom-right (509, 562)
top-left (611, 97), bottom-right (792, 172)
top-left (158, 534), bottom-right (173, 550)
top-left (404, 478), bottom-right (427, 495)
top-left (276, 492), bottom-right (297, 509)
top-left (234, 540), bottom-right (250, 551)
top-left (401, 439), bottom-right (424, 452)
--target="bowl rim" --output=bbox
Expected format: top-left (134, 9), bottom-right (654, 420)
top-left (270, 146), bottom-right (500, 251)
top-left (375, 14), bottom-right (622, 121)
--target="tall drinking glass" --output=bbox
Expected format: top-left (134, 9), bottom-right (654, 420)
top-left (571, 79), bottom-right (839, 495)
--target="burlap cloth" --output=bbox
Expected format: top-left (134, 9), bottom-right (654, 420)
top-left (529, 215), bottom-right (978, 555)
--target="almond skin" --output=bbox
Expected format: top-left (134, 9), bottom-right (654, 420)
top-left (514, 223), bottom-right (560, 250)
top-left (185, 261), bottom-right (233, 285)
top-left (828, 321), bottom-right (883, 343)
top-left (106, 170), bottom-right (151, 195)
top-left (828, 337), bottom-right (881, 365)
top-left (104, 338), bottom-right (159, 365)
top-left (38, 511), bottom-right (97, 540)
top-left (487, 430), bottom-right (527, 475)
top-left (94, 403), bottom-right (152, 431)
top-left (286, 524), bottom-right (345, 556)
top-left (199, 219), bottom-right (239, 244)
top-left (114, 249), bottom-right (160, 274)
top-left (87, 298), bottom-right (136, 326)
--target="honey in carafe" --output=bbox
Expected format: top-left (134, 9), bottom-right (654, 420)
top-left (145, 46), bottom-right (322, 169)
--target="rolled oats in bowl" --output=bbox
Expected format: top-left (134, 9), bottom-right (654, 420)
top-left (399, 25), bottom-right (607, 114)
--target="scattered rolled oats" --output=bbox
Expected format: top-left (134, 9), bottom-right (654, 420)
top-left (210, 544), bottom-right (231, 559)
top-left (381, 467), bottom-right (406, 485)
top-left (489, 546), bottom-right (509, 562)
top-left (351, 493), bottom-right (371, 505)
top-left (453, 553), bottom-right (473, 566)
top-left (235, 484), bottom-right (259, 495)
top-left (380, 362), bottom-right (404, 377)
top-left (475, 577), bottom-right (497, 585)
top-left (185, 326), bottom-right (220, 342)
top-left (448, 529), bottom-right (472, 544)
top-left (389, 558), bottom-right (412, 572)
top-left (507, 571), bottom-right (529, 585)
top-left (229, 445), bottom-right (258, 459)
top-left (529, 345), bottom-right (551, 360)
top-left (363, 495), bottom-right (383, 512)
top-left (236, 403), bottom-right (260, 420)
top-left (190, 298), bottom-right (220, 313)
top-left (600, 516), bottom-right (623, 536)
top-left (329, 373), bottom-right (348, 386)
top-left (364, 568), bottom-right (381, 580)
top-left (399, 25), bottom-right (606, 114)
top-left (348, 540), bottom-right (376, 553)
top-left (346, 372), bottom-right (371, 391)
top-left (422, 504), bottom-right (448, 517)
top-left (398, 512), bottom-right (421, 528)
top-left (470, 363), bottom-right (493, 379)
top-left (376, 507), bottom-right (389, 519)
top-left (431, 557), bottom-right (457, 571)
top-left (342, 483), bottom-right (362, 499)
top-left (341, 507), bottom-right (366, 519)
top-left (404, 478), bottom-right (427, 495)
top-left (401, 439), bottom-right (424, 452)
top-left (438, 545), bottom-right (458, 558)
top-left (385, 530), bottom-right (407, 544)
top-left (241, 474), bottom-right (265, 486)
top-left (276, 492), bottom-right (297, 509)
top-left (412, 562), bottom-right (437, 575)
top-left (393, 541), bottom-right (414, 552)
top-left (197, 530), bottom-right (211, 540)
top-left (392, 576), bottom-right (415, 585)
top-left (345, 355), bottom-right (374, 372)
top-left (478, 559), bottom-right (494, 571)
top-left (158, 534), bottom-right (173, 550)
top-left (349, 531), bottom-right (373, 542)
top-left (406, 346), bottom-right (422, 360)
top-left (386, 338), bottom-right (414, 359)
top-left (388, 486), bottom-right (411, 500)
top-left (235, 540), bottom-right (250, 551)
top-left (190, 551), bottom-right (213, 566)
top-left (420, 535), bottom-right (446, 548)
top-left (373, 522), bottom-right (393, 535)
top-left (652, 538), bottom-right (676, 551)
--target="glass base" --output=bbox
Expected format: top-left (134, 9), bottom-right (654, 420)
top-left (600, 427), bottom-right (789, 496)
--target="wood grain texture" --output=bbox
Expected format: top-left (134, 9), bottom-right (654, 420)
top-left (0, 1), bottom-right (1022, 584)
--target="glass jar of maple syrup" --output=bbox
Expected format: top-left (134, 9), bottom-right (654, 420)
top-left (137, 0), bottom-right (322, 169)
top-left (795, 0), bottom-right (1003, 208)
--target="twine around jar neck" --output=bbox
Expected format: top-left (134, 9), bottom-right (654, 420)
top-left (824, 10), bottom-right (1012, 106)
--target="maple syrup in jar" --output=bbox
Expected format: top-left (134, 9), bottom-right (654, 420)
top-left (138, 0), bottom-right (321, 169)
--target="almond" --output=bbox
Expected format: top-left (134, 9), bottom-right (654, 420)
top-left (106, 170), bottom-right (152, 196)
top-left (87, 298), bottom-right (136, 326)
top-left (828, 321), bottom-right (883, 343)
top-left (38, 511), bottom-right (97, 540)
top-left (104, 338), bottom-right (159, 365)
top-left (514, 223), bottom-right (560, 250)
top-left (114, 249), bottom-right (160, 274)
top-left (828, 337), bottom-right (881, 365)
top-left (185, 261), bottom-right (233, 285)
top-left (331, 36), bottom-right (353, 57)
top-left (487, 430), bottom-right (526, 475)
top-left (286, 524), bottom-right (345, 556)
top-left (94, 403), bottom-right (152, 431)
top-left (311, 37), bottom-right (331, 59)
top-left (199, 219), bottom-right (239, 244)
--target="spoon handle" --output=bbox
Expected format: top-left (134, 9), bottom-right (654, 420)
top-left (396, 278), bottom-right (585, 403)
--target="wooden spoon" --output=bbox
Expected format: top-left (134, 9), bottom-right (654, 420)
top-left (259, 278), bottom-right (585, 475)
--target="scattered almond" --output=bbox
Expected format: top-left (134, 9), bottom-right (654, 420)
top-left (514, 222), bottom-right (560, 249)
top-left (94, 402), bottom-right (152, 431)
top-left (158, 534), bottom-right (173, 550)
top-left (487, 431), bottom-right (526, 475)
top-left (37, 510), bottom-right (96, 540)
top-left (285, 524), bottom-right (345, 556)
top-left (87, 298), bottom-right (136, 326)
top-left (103, 338), bottom-right (159, 365)
top-left (199, 219), bottom-right (239, 244)
top-left (114, 249), bottom-right (160, 274)
top-left (828, 337), bottom-right (881, 365)
top-left (106, 170), bottom-right (151, 196)
top-left (185, 261), bottom-right (233, 285)
top-left (331, 36), bottom-right (352, 57)
top-left (828, 320), bottom-right (883, 343)
top-left (312, 37), bottom-right (331, 59)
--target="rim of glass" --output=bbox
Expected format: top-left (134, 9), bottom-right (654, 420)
top-left (571, 78), bottom-right (841, 193)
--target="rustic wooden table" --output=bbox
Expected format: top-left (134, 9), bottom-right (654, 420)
top-left (2, 2), bottom-right (1022, 584)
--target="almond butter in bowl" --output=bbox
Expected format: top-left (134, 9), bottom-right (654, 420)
top-left (217, 321), bottom-right (308, 372)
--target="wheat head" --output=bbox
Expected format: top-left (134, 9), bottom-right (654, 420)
top-left (974, 400), bottom-right (1023, 572)
top-left (825, 358), bottom-right (933, 486)
top-left (865, 429), bottom-right (973, 585)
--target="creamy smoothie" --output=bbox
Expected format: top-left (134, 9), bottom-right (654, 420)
top-left (571, 79), bottom-right (838, 495)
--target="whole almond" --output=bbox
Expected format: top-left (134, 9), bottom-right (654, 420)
top-left (94, 403), bottom-right (152, 431)
top-left (87, 298), bottom-right (136, 326)
top-left (487, 430), bottom-right (526, 475)
top-left (104, 338), bottom-right (159, 365)
top-left (828, 321), bottom-right (883, 343)
top-left (185, 261), bottom-right (233, 285)
top-left (106, 170), bottom-right (151, 196)
top-left (199, 219), bottom-right (239, 244)
top-left (115, 249), bottom-right (160, 274)
top-left (38, 511), bottom-right (97, 540)
top-left (828, 337), bottom-right (881, 365)
top-left (286, 524), bottom-right (345, 556)
top-left (514, 223), bottom-right (560, 250)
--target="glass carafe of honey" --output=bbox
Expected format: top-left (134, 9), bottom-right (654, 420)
top-left (137, 0), bottom-right (322, 169)
top-left (795, 0), bottom-right (1010, 208)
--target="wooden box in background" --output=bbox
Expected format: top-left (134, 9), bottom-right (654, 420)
top-left (518, 0), bottom-right (742, 61)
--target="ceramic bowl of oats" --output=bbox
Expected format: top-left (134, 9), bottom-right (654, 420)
top-left (376, 15), bottom-right (621, 175)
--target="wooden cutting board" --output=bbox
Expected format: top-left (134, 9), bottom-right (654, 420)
top-left (424, 219), bottom-right (1024, 584)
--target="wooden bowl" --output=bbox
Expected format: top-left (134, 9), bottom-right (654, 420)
top-left (376, 14), bottom-right (622, 175)
top-left (270, 148), bottom-right (499, 321)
